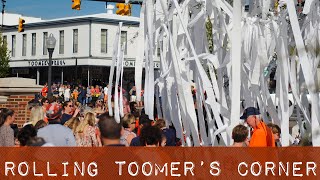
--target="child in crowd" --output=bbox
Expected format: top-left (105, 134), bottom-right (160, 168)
top-left (231, 124), bottom-right (249, 147)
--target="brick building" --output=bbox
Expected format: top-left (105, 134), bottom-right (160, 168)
top-left (0, 78), bottom-right (42, 127)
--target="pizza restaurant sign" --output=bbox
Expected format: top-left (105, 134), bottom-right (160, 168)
top-left (28, 60), bottom-right (68, 67)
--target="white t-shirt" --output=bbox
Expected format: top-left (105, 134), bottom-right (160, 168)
top-left (64, 88), bottom-right (70, 98)
top-left (104, 87), bottom-right (108, 94)
top-left (59, 87), bottom-right (64, 96)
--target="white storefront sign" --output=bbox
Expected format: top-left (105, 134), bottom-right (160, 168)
top-left (9, 59), bottom-right (76, 68)
top-left (123, 60), bottom-right (160, 68)
top-left (28, 60), bottom-right (69, 67)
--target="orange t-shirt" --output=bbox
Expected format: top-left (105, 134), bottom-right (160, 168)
top-left (72, 90), bottom-right (79, 100)
top-left (90, 88), bottom-right (95, 95)
top-left (43, 107), bottom-right (48, 123)
top-left (135, 119), bottom-right (140, 136)
top-left (249, 122), bottom-right (275, 147)
top-left (41, 87), bottom-right (48, 97)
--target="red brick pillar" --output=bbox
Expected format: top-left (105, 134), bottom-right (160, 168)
top-left (0, 95), bottom-right (34, 128)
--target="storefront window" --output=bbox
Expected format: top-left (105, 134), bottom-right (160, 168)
top-left (22, 34), bottom-right (27, 56)
top-left (101, 29), bottom-right (108, 53)
top-left (121, 31), bottom-right (127, 55)
top-left (3, 35), bottom-right (7, 44)
top-left (43, 32), bottom-right (48, 55)
top-left (11, 35), bottom-right (15, 57)
top-left (73, 29), bottom-right (78, 53)
top-left (59, 30), bottom-right (64, 54)
top-left (32, 33), bottom-right (36, 56)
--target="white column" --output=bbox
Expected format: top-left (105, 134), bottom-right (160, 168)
top-left (87, 66), bottom-right (90, 87)
top-left (229, 0), bottom-right (242, 145)
top-left (36, 68), bottom-right (40, 85)
top-left (61, 68), bottom-right (64, 84)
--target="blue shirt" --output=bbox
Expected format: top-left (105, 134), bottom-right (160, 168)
top-left (80, 89), bottom-right (86, 97)
top-left (60, 113), bottom-right (72, 125)
top-left (163, 128), bottom-right (176, 146)
top-left (38, 124), bottom-right (76, 146)
top-left (130, 136), bottom-right (141, 146)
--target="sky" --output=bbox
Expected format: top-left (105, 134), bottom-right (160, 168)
top-left (5, 0), bottom-right (141, 19)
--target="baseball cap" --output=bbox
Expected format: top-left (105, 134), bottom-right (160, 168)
top-left (46, 102), bottom-right (62, 120)
top-left (240, 107), bottom-right (260, 120)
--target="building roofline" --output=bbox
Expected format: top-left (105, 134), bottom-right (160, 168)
top-left (2, 11), bottom-right (42, 19)
top-left (2, 13), bottom-right (139, 32)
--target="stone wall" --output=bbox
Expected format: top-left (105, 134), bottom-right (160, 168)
top-left (0, 95), bottom-right (34, 128)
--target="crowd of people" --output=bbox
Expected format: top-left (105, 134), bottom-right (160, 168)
top-left (0, 82), bottom-right (177, 147)
top-left (0, 82), bottom-right (307, 147)
top-left (41, 83), bottom-right (109, 105)
top-left (41, 83), bottom-right (143, 106)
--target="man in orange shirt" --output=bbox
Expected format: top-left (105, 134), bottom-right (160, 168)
top-left (240, 107), bottom-right (275, 147)
top-left (72, 87), bottom-right (79, 101)
top-left (41, 83), bottom-right (48, 98)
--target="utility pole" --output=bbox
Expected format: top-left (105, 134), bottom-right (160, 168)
top-left (1, 0), bottom-right (6, 31)
top-left (75, 57), bottom-right (78, 83)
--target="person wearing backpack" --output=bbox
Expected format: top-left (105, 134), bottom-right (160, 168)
top-left (240, 107), bottom-right (275, 147)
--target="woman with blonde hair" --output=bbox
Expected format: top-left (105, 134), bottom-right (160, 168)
top-left (120, 113), bottom-right (136, 146)
top-left (93, 100), bottom-right (105, 116)
top-left (75, 112), bottom-right (101, 146)
top-left (64, 117), bottom-right (81, 135)
top-left (74, 101), bottom-right (82, 109)
top-left (29, 106), bottom-right (45, 126)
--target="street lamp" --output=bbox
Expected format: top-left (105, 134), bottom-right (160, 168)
top-left (47, 33), bottom-right (56, 98)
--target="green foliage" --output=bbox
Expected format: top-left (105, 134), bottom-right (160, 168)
top-left (0, 34), bottom-right (10, 78)
top-left (205, 16), bottom-right (213, 53)
top-left (204, 17), bottom-right (217, 80)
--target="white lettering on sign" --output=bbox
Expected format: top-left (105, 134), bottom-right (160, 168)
top-left (123, 61), bottom-right (136, 67)
top-left (28, 60), bottom-right (66, 67)
top-left (123, 61), bottom-right (160, 69)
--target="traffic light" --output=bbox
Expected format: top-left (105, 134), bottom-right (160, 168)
top-left (72, 0), bottom-right (81, 10)
top-left (18, 18), bottom-right (25, 33)
top-left (116, 3), bottom-right (125, 15)
top-left (116, 3), bottom-right (131, 16)
top-left (124, 4), bottom-right (131, 16)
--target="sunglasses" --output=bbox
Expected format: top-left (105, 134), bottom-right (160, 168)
top-left (131, 122), bottom-right (136, 125)
top-left (68, 105), bottom-right (74, 107)
top-left (44, 101), bottom-right (49, 103)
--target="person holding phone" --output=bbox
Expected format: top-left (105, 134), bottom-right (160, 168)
top-left (61, 101), bottom-right (80, 125)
